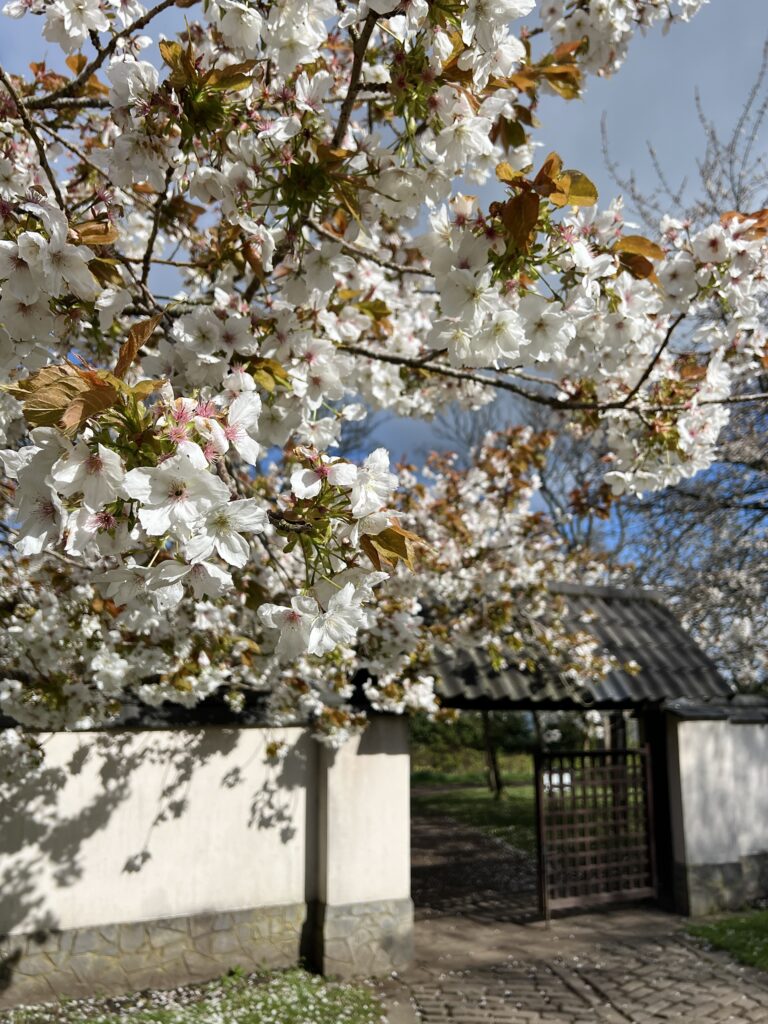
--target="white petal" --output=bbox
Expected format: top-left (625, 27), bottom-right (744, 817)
top-left (138, 505), bottom-right (172, 535)
top-left (215, 530), bottom-right (249, 567)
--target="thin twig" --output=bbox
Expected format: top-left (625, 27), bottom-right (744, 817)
top-left (142, 167), bottom-right (174, 284)
top-left (308, 218), bottom-right (433, 277)
top-left (618, 312), bottom-right (686, 409)
top-left (0, 66), bottom-right (65, 209)
top-left (121, 255), bottom-right (205, 268)
top-left (338, 343), bottom-right (576, 408)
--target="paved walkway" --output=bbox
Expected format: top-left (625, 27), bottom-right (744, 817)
top-left (384, 815), bottom-right (768, 1024)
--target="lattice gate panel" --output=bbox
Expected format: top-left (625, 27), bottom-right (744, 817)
top-left (535, 747), bottom-right (657, 917)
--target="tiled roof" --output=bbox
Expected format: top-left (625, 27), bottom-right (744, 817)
top-left (434, 583), bottom-right (733, 710)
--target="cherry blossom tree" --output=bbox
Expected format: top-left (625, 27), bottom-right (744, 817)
top-left (0, 0), bottom-right (764, 752)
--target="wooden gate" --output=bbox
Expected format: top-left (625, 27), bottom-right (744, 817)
top-left (535, 747), bottom-right (657, 918)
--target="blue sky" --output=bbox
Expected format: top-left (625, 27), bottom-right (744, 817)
top-left (1, 1), bottom-right (765, 459)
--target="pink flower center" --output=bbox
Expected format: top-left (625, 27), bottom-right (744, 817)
top-left (35, 498), bottom-right (56, 520)
top-left (195, 400), bottom-right (217, 418)
top-left (168, 480), bottom-right (189, 502)
top-left (168, 425), bottom-right (189, 444)
top-left (85, 454), bottom-right (104, 475)
top-left (172, 405), bottom-right (193, 425)
top-left (93, 511), bottom-right (117, 530)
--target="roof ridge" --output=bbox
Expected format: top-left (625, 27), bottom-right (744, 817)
top-left (549, 581), bottom-right (668, 603)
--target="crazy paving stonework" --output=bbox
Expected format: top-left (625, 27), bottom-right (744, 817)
top-left (0, 903), bottom-right (305, 1008)
top-left (318, 898), bottom-right (414, 978)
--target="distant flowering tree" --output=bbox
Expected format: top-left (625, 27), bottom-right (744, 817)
top-left (0, 0), bottom-right (763, 749)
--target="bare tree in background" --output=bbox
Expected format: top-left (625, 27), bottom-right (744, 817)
top-left (602, 40), bottom-right (768, 229)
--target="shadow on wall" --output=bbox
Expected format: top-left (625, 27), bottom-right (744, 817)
top-left (0, 725), bottom-right (309, 995)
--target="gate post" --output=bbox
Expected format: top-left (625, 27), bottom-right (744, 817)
top-left (534, 749), bottom-right (550, 923)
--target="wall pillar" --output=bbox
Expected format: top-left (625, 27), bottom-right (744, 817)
top-left (313, 716), bottom-right (413, 978)
top-left (666, 712), bottom-right (768, 916)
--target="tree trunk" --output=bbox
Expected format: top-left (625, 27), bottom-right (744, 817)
top-left (482, 710), bottom-right (503, 800)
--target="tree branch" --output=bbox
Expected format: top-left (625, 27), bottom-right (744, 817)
top-left (32, 97), bottom-right (112, 111)
top-left (331, 11), bottom-right (380, 148)
top-left (338, 343), bottom-right (581, 408)
top-left (339, 341), bottom-right (768, 415)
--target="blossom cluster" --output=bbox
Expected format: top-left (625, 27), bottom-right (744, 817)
top-left (540, 0), bottom-right (709, 76)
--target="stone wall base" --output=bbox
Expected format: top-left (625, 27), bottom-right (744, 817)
top-left (315, 898), bottom-right (414, 978)
top-left (0, 903), bottom-right (306, 1009)
top-left (676, 852), bottom-right (768, 917)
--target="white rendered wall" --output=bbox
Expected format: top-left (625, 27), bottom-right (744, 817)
top-left (673, 719), bottom-right (768, 867)
top-left (319, 716), bottom-right (410, 907)
top-left (0, 727), bottom-right (314, 937)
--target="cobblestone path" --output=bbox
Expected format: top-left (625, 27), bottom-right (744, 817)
top-left (391, 814), bottom-right (768, 1024)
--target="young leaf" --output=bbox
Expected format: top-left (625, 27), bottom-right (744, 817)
top-left (205, 61), bottom-right (257, 92)
top-left (537, 152), bottom-right (563, 182)
top-left (2, 364), bottom-right (120, 435)
top-left (613, 235), bottom-right (664, 261)
top-left (720, 208), bottom-right (768, 238)
top-left (130, 379), bottom-right (166, 399)
top-left (551, 39), bottom-right (586, 61)
top-left (248, 358), bottom-right (292, 393)
top-left (66, 54), bottom-right (87, 75)
top-left (618, 251), bottom-right (656, 280)
top-left (559, 170), bottom-right (598, 207)
top-left (88, 257), bottom-right (124, 288)
top-left (114, 314), bottom-right (163, 379)
top-left (496, 161), bottom-right (521, 184)
top-left (366, 524), bottom-right (425, 572)
top-left (361, 535), bottom-right (383, 572)
top-left (72, 221), bottom-right (119, 246)
top-left (59, 378), bottom-right (120, 435)
top-left (159, 40), bottom-right (184, 68)
top-left (500, 191), bottom-right (540, 253)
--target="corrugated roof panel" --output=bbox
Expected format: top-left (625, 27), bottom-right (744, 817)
top-left (435, 584), bottom-right (731, 709)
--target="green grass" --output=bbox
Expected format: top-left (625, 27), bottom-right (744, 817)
top-left (688, 910), bottom-right (768, 971)
top-left (411, 784), bottom-right (536, 853)
top-left (410, 747), bottom-right (533, 786)
top-left (0, 968), bottom-right (385, 1024)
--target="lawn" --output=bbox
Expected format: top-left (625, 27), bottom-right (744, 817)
top-left (688, 910), bottom-right (768, 971)
top-left (0, 968), bottom-right (385, 1024)
top-left (411, 784), bottom-right (537, 853)
top-left (410, 746), bottom-right (533, 787)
